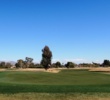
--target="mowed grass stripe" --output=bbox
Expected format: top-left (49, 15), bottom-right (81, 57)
top-left (0, 84), bottom-right (110, 94)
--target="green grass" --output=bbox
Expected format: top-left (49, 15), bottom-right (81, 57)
top-left (0, 69), bottom-right (110, 85)
top-left (1, 83), bottom-right (110, 94)
top-left (0, 69), bottom-right (110, 94)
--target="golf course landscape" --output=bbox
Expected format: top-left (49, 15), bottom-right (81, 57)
top-left (0, 0), bottom-right (110, 99)
top-left (0, 68), bottom-right (110, 100)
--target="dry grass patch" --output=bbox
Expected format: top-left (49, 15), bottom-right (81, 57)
top-left (0, 93), bottom-right (110, 100)
top-left (0, 68), bottom-right (61, 73)
top-left (89, 67), bottom-right (110, 72)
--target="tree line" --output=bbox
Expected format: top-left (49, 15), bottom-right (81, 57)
top-left (0, 46), bottom-right (110, 69)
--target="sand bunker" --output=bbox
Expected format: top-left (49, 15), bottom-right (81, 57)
top-left (46, 69), bottom-right (60, 73)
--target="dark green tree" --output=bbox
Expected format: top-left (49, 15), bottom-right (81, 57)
top-left (15, 63), bottom-right (19, 68)
top-left (103, 60), bottom-right (110, 67)
top-left (15, 59), bottom-right (24, 68)
top-left (55, 61), bottom-right (61, 68)
top-left (65, 62), bottom-right (75, 68)
top-left (41, 46), bottom-right (52, 70)
top-left (0, 62), bottom-right (5, 68)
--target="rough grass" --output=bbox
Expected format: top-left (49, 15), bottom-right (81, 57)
top-left (0, 93), bottom-right (110, 100)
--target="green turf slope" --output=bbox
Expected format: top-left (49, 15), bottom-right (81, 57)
top-left (0, 69), bottom-right (110, 94)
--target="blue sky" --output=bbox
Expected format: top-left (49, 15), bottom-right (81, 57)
top-left (0, 0), bottom-right (110, 64)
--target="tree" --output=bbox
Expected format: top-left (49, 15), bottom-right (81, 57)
top-left (41, 46), bottom-right (52, 70)
top-left (29, 63), bottom-right (35, 68)
top-left (25, 57), bottom-right (33, 68)
top-left (5, 62), bottom-right (12, 68)
top-left (103, 60), bottom-right (110, 67)
top-left (55, 61), bottom-right (61, 68)
top-left (92, 62), bottom-right (100, 67)
top-left (65, 62), bottom-right (75, 68)
top-left (15, 63), bottom-right (19, 68)
top-left (0, 62), bottom-right (5, 68)
top-left (79, 63), bottom-right (92, 67)
top-left (35, 63), bottom-right (43, 68)
top-left (15, 59), bottom-right (24, 68)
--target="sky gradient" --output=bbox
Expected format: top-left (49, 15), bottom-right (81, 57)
top-left (0, 0), bottom-right (110, 64)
